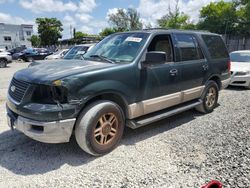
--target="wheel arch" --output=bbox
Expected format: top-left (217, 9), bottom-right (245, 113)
top-left (80, 92), bottom-right (129, 119)
top-left (207, 75), bottom-right (222, 90)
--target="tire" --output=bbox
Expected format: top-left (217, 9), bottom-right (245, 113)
top-left (195, 80), bottom-right (219, 113)
top-left (27, 57), bottom-right (34, 62)
top-left (75, 100), bottom-right (125, 156)
top-left (17, 58), bottom-right (25, 63)
top-left (0, 59), bottom-right (7, 68)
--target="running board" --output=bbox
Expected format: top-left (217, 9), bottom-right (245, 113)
top-left (126, 99), bottom-right (202, 129)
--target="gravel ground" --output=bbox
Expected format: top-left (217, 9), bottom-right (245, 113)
top-left (0, 62), bottom-right (249, 187)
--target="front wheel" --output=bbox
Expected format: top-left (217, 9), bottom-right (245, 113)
top-left (75, 101), bottom-right (125, 156)
top-left (0, 59), bottom-right (7, 68)
top-left (195, 80), bottom-right (219, 113)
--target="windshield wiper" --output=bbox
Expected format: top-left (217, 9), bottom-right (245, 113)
top-left (89, 55), bottom-right (115, 64)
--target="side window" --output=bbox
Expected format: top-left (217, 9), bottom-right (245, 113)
top-left (202, 35), bottom-right (229, 59)
top-left (148, 35), bottom-right (173, 62)
top-left (175, 34), bottom-right (204, 62)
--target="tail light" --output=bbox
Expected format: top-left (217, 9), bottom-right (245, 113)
top-left (228, 60), bottom-right (231, 72)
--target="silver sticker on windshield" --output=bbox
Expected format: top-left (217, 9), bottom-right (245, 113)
top-left (125, 37), bottom-right (142, 43)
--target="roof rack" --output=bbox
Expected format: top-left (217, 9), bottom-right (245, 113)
top-left (143, 28), bottom-right (211, 33)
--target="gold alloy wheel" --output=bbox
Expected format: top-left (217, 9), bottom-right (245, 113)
top-left (205, 87), bottom-right (216, 108)
top-left (94, 113), bottom-right (118, 145)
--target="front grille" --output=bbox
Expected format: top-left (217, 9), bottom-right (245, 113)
top-left (9, 78), bottom-right (30, 103)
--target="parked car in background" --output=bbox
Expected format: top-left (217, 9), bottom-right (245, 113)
top-left (44, 49), bottom-right (69, 60)
top-left (29, 44), bottom-right (95, 67)
top-left (6, 30), bottom-right (231, 156)
top-left (8, 46), bottom-right (26, 55)
top-left (0, 50), bottom-right (12, 68)
top-left (13, 48), bottom-right (52, 62)
top-left (230, 50), bottom-right (250, 89)
top-left (63, 44), bottom-right (95, 60)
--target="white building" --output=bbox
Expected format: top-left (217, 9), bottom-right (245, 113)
top-left (0, 23), bottom-right (33, 49)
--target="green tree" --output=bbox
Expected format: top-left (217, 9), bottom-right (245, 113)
top-left (99, 27), bottom-right (117, 37)
top-left (198, 1), bottom-right (238, 34)
top-left (29, 35), bottom-right (41, 47)
top-left (127, 8), bottom-right (143, 30)
top-left (36, 17), bottom-right (63, 46)
top-left (74, 31), bottom-right (88, 39)
top-left (158, 0), bottom-right (196, 30)
top-left (234, 0), bottom-right (250, 34)
top-left (108, 8), bottom-right (143, 31)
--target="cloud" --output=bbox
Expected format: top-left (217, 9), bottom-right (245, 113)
top-left (19, 0), bottom-right (78, 13)
top-left (0, 0), bottom-right (13, 3)
top-left (78, 0), bottom-right (97, 13)
top-left (0, 12), bottom-right (33, 25)
top-left (75, 13), bottom-right (93, 23)
top-left (137, 0), bottom-right (223, 26)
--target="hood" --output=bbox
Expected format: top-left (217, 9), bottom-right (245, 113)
top-left (231, 61), bottom-right (250, 72)
top-left (45, 54), bottom-right (60, 59)
top-left (0, 51), bottom-right (11, 56)
top-left (14, 59), bottom-right (115, 84)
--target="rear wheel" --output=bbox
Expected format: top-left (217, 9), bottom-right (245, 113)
top-left (196, 80), bottom-right (219, 113)
top-left (17, 58), bottom-right (25, 63)
top-left (0, 59), bottom-right (7, 68)
top-left (27, 57), bottom-right (34, 62)
top-left (75, 101), bottom-right (125, 156)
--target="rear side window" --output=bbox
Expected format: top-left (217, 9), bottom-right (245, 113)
top-left (174, 34), bottom-right (204, 62)
top-left (202, 35), bottom-right (229, 59)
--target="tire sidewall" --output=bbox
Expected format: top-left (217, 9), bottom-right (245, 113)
top-left (0, 59), bottom-right (6, 68)
top-left (75, 101), bottom-right (125, 156)
top-left (202, 81), bottom-right (219, 113)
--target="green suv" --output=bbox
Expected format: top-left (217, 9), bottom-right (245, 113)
top-left (6, 29), bottom-right (231, 156)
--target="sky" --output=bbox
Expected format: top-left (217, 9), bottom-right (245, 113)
top-left (0, 0), bottom-right (226, 39)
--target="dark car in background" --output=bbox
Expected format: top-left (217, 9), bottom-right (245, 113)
top-left (8, 46), bottom-right (26, 55)
top-left (13, 48), bottom-right (52, 62)
top-left (29, 44), bottom-right (95, 67)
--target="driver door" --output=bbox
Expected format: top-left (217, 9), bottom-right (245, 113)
top-left (139, 34), bottom-right (183, 115)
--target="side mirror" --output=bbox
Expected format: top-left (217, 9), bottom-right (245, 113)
top-left (143, 51), bottom-right (167, 65)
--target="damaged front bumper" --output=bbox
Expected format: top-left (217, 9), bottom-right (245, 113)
top-left (7, 112), bottom-right (75, 143)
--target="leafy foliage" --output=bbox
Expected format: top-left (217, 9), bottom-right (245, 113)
top-left (108, 8), bottom-right (143, 31)
top-left (158, 0), bottom-right (196, 30)
top-left (36, 17), bottom-right (63, 46)
top-left (99, 27), bottom-right (117, 37)
top-left (29, 35), bottom-right (41, 47)
top-left (198, 1), bottom-right (238, 34)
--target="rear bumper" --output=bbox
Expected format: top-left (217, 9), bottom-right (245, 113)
top-left (7, 113), bottom-right (75, 143)
top-left (229, 75), bottom-right (250, 87)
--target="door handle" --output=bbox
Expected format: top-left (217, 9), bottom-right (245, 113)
top-left (203, 64), bottom-right (209, 70)
top-left (170, 69), bottom-right (178, 76)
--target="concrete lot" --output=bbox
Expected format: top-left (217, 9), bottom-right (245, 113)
top-left (0, 62), bottom-right (249, 187)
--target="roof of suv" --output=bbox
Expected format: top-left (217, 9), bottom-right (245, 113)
top-left (119, 28), bottom-right (219, 36)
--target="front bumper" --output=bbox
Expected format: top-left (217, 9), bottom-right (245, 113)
top-left (229, 74), bottom-right (250, 87)
top-left (7, 113), bottom-right (75, 143)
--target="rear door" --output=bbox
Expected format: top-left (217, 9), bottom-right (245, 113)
top-left (172, 33), bottom-right (207, 102)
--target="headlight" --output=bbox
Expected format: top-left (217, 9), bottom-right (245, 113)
top-left (235, 71), bottom-right (250, 76)
top-left (32, 85), bottom-right (68, 104)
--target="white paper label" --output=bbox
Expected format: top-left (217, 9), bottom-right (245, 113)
top-left (125, 37), bottom-right (142, 43)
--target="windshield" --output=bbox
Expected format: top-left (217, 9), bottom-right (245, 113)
top-left (64, 46), bottom-right (89, 60)
top-left (84, 32), bottom-right (149, 63)
top-left (230, 52), bottom-right (250, 62)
